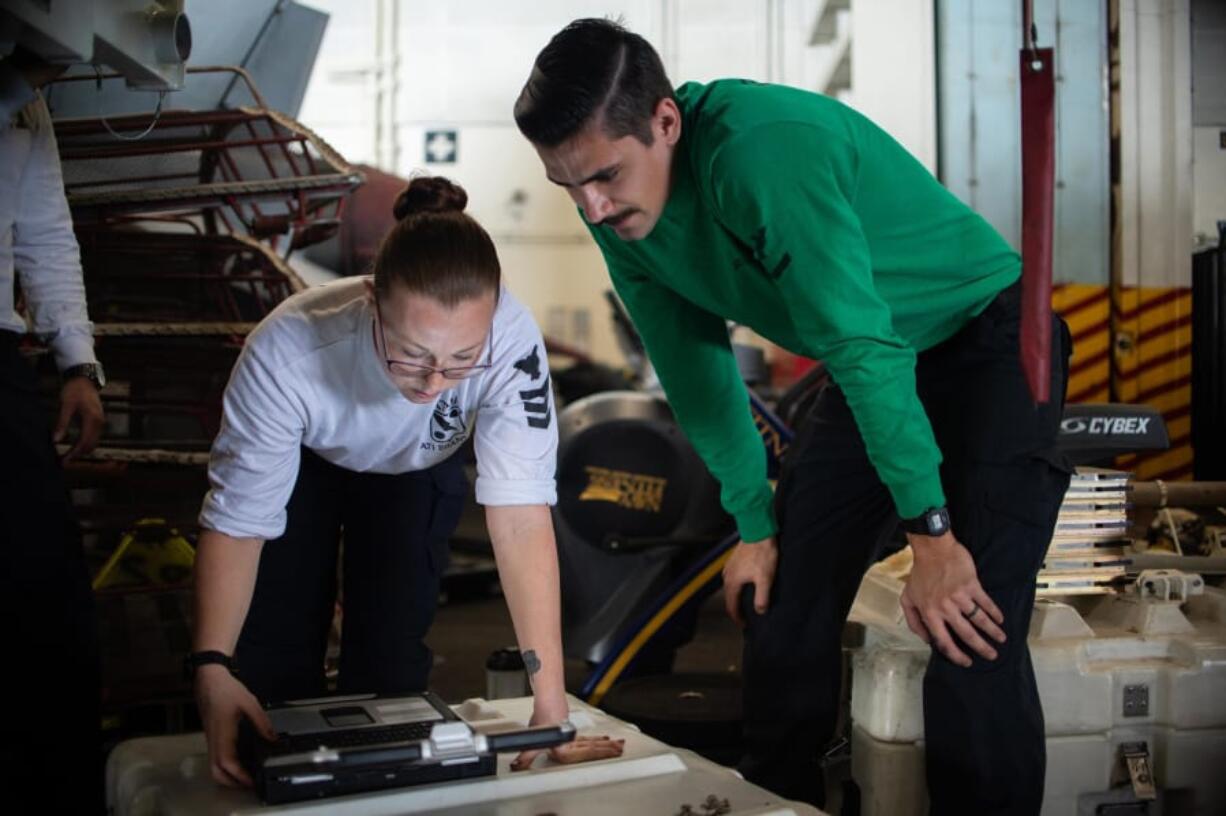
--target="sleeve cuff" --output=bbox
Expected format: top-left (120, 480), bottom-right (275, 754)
top-left (889, 474), bottom-right (946, 520)
top-left (732, 490), bottom-right (778, 543)
top-left (475, 476), bottom-right (557, 507)
top-left (198, 496), bottom-right (285, 542)
top-left (50, 331), bottom-right (97, 372)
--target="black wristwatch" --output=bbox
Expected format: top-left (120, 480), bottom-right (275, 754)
top-left (183, 650), bottom-right (237, 681)
top-left (62, 361), bottom-right (106, 389)
top-left (901, 506), bottom-right (951, 538)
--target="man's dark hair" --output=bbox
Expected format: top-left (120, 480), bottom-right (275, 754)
top-left (514, 18), bottom-right (676, 147)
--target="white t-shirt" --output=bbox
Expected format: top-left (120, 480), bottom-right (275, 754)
top-left (199, 276), bottom-right (557, 540)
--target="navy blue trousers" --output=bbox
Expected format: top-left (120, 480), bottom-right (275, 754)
top-left (740, 283), bottom-right (1072, 815)
top-left (0, 331), bottom-right (102, 813)
top-left (235, 448), bottom-right (467, 702)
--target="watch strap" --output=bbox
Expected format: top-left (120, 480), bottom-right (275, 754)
top-left (61, 362), bottom-right (104, 389)
top-left (901, 506), bottom-right (951, 537)
top-left (184, 650), bottom-right (237, 681)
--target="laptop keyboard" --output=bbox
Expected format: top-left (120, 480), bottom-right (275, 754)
top-left (280, 720), bottom-right (437, 752)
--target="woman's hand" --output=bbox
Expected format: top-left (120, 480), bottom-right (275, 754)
top-left (195, 665), bottom-right (277, 787)
top-left (509, 693), bottom-right (625, 771)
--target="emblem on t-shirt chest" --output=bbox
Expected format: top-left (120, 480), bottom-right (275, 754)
top-left (423, 394), bottom-right (469, 452)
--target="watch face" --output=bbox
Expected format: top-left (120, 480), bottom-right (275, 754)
top-left (904, 507), bottom-right (949, 536)
top-left (928, 508), bottom-right (950, 535)
top-left (93, 362), bottom-right (107, 388)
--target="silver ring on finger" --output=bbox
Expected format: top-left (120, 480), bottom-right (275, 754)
top-left (963, 601), bottom-right (980, 619)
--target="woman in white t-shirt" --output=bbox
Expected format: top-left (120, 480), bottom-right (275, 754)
top-left (189, 177), bottom-right (620, 786)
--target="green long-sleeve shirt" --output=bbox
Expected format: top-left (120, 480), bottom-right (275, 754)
top-left (586, 80), bottom-right (1019, 542)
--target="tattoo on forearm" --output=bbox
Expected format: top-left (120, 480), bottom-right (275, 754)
top-left (523, 649), bottom-right (541, 676)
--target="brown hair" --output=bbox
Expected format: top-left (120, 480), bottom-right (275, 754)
top-left (373, 176), bottom-right (500, 306)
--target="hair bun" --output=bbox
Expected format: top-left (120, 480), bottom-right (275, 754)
top-left (392, 176), bottom-right (468, 220)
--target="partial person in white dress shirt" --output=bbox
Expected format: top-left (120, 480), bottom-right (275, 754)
top-left (190, 176), bottom-right (623, 788)
top-left (0, 47), bottom-right (105, 813)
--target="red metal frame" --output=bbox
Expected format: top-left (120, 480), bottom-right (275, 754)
top-left (50, 66), bottom-right (363, 257)
top-left (23, 66), bottom-right (367, 550)
top-left (75, 230), bottom-right (305, 326)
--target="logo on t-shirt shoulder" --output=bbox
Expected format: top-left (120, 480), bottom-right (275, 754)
top-left (514, 345), bottom-right (542, 381)
top-left (421, 394), bottom-right (469, 452)
top-left (519, 377), bottom-right (551, 429)
top-left (513, 345), bottom-right (551, 429)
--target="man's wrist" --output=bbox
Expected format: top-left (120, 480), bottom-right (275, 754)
top-left (61, 361), bottom-right (106, 389)
top-left (900, 505), bottom-right (951, 537)
top-left (733, 491), bottom-right (778, 545)
top-left (907, 530), bottom-right (957, 555)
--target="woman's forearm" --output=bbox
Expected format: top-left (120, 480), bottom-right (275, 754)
top-left (193, 528), bottom-right (264, 654)
top-left (484, 504), bottom-right (567, 709)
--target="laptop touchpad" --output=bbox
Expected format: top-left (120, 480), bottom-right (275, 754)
top-left (321, 706), bottom-right (375, 728)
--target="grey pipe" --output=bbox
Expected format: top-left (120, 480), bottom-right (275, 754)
top-left (1129, 481), bottom-right (1226, 508)
top-left (1128, 551), bottom-right (1226, 575)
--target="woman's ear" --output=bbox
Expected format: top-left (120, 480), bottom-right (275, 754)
top-left (364, 277), bottom-right (376, 303)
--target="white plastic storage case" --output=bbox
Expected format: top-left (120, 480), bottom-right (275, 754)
top-left (847, 565), bottom-right (1226, 815)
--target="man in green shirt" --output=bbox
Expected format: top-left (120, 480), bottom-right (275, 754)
top-left (516, 19), bottom-right (1071, 814)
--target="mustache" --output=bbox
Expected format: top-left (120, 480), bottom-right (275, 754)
top-left (598, 209), bottom-right (637, 228)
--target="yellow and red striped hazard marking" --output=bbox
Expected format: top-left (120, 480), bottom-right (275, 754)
top-left (1052, 284), bottom-right (1111, 404)
top-left (1112, 286), bottom-right (1193, 481)
top-left (1051, 283), bottom-right (1193, 480)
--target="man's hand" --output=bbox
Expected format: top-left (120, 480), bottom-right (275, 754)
top-left (900, 532), bottom-right (1006, 667)
top-left (55, 377), bottom-right (104, 461)
top-left (721, 536), bottom-right (778, 627)
top-left (195, 665), bottom-right (276, 788)
top-left (509, 693), bottom-right (624, 771)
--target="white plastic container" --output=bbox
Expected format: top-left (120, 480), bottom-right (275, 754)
top-left (847, 565), bottom-right (1226, 815)
top-left (105, 694), bottom-right (825, 816)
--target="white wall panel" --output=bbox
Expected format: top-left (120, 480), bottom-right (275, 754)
top-left (937, 0), bottom-right (1110, 285)
top-left (295, 0), bottom-right (939, 363)
top-left (850, 0), bottom-right (936, 171)
top-left (1191, 0), bottom-right (1226, 244)
top-left (1118, 0), bottom-right (1193, 287)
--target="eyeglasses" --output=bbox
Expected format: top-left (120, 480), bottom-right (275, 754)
top-left (373, 297), bottom-right (493, 381)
